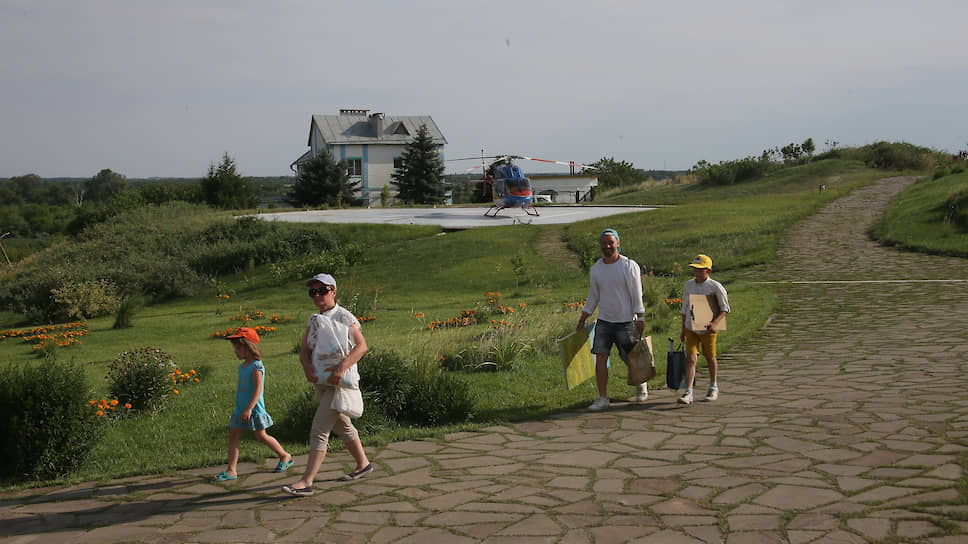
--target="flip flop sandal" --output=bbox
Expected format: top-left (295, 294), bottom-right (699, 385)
top-left (213, 471), bottom-right (238, 482)
top-left (273, 459), bottom-right (294, 472)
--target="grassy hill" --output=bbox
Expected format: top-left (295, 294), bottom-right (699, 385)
top-left (1, 149), bottom-right (965, 486)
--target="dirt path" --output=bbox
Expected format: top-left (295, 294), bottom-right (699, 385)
top-left (534, 226), bottom-right (582, 271)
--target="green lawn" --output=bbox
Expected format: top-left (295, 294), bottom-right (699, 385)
top-left (0, 158), bottom-right (932, 486)
top-left (870, 170), bottom-right (968, 257)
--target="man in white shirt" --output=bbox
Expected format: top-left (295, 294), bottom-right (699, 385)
top-left (679, 254), bottom-right (730, 405)
top-left (576, 229), bottom-right (646, 411)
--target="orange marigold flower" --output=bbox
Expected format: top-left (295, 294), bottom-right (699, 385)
top-left (110, 399), bottom-right (118, 406)
top-left (124, 403), bottom-right (132, 409)
top-left (173, 389), bottom-right (179, 394)
top-left (95, 410), bottom-right (103, 416)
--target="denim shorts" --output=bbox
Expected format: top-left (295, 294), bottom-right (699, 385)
top-left (591, 320), bottom-right (636, 359)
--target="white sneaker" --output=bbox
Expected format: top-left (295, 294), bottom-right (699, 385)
top-left (677, 391), bottom-right (693, 405)
top-left (705, 385), bottom-right (718, 401)
top-left (587, 397), bottom-right (610, 411)
top-left (633, 383), bottom-right (649, 402)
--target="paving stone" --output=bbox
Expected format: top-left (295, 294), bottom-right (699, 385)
top-left (845, 517), bottom-right (891, 541)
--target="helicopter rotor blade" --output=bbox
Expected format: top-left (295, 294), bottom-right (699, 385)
top-left (446, 155), bottom-right (504, 162)
top-left (463, 155), bottom-right (512, 173)
top-left (517, 156), bottom-right (593, 169)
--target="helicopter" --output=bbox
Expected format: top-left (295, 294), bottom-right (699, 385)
top-left (451, 153), bottom-right (592, 217)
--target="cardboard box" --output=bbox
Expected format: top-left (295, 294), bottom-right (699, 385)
top-left (689, 294), bottom-right (726, 332)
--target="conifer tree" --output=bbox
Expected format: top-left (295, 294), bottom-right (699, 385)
top-left (287, 148), bottom-right (361, 207)
top-left (391, 124), bottom-right (446, 205)
top-left (202, 153), bottom-right (256, 209)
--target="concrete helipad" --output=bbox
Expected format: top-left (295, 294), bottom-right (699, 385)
top-left (252, 205), bottom-right (657, 229)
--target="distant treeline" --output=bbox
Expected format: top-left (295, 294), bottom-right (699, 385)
top-left (0, 169), bottom-right (295, 240)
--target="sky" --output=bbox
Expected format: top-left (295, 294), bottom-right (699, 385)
top-left (2, 0), bottom-right (966, 179)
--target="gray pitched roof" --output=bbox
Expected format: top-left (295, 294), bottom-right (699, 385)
top-left (310, 113), bottom-right (447, 145)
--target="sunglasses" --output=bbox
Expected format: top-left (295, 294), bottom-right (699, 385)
top-left (308, 287), bottom-right (332, 297)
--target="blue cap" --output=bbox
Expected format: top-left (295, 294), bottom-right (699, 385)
top-left (600, 228), bottom-right (619, 242)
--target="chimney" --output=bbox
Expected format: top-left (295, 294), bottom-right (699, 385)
top-left (369, 112), bottom-right (384, 138)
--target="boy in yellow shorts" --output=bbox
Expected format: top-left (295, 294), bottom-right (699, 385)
top-left (678, 254), bottom-right (729, 404)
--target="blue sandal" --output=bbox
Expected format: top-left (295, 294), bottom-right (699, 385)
top-left (213, 471), bottom-right (238, 482)
top-left (273, 459), bottom-right (294, 473)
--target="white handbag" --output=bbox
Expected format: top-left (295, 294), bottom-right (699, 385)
top-left (331, 386), bottom-right (363, 418)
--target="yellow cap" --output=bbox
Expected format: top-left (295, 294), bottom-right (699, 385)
top-left (688, 254), bottom-right (712, 269)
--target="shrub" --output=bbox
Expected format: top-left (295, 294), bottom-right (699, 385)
top-left (691, 156), bottom-right (773, 186)
top-left (848, 141), bottom-right (946, 171)
top-left (51, 279), bottom-right (121, 320)
top-left (107, 347), bottom-right (176, 412)
top-left (0, 203), bottom-right (372, 321)
top-left (358, 350), bottom-right (419, 423)
top-left (277, 349), bottom-right (472, 439)
top-left (362, 350), bottom-right (473, 426)
top-left (441, 334), bottom-right (534, 372)
top-left (113, 296), bottom-right (141, 329)
top-left (0, 360), bottom-right (102, 482)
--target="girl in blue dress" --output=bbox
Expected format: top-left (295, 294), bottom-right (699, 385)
top-left (213, 327), bottom-right (293, 481)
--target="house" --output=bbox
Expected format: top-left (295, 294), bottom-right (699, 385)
top-left (291, 108), bottom-right (447, 206)
top-left (529, 174), bottom-right (599, 203)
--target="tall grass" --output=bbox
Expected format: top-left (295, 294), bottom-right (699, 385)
top-left (568, 160), bottom-right (887, 272)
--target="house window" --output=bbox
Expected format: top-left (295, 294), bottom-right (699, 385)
top-left (393, 157), bottom-right (406, 170)
top-left (346, 158), bottom-right (362, 177)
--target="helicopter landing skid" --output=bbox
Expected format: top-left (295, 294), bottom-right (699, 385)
top-left (484, 205), bottom-right (505, 217)
top-left (484, 205), bottom-right (541, 218)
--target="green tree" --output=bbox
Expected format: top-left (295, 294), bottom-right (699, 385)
top-left (802, 138), bottom-right (815, 157)
top-left (780, 143), bottom-right (803, 163)
top-left (202, 153), bottom-right (256, 209)
top-left (85, 169), bottom-right (128, 203)
top-left (7, 174), bottom-right (41, 204)
top-left (391, 125), bottom-right (446, 205)
top-left (287, 148), bottom-right (360, 207)
top-left (589, 157), bottom-right (645, 189)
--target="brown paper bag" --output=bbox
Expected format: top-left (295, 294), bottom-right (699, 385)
top-left (625, 335), bottom-right (655, 385)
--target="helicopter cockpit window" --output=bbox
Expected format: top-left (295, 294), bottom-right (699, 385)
top-left (506, 178), bottom-right (532, 196)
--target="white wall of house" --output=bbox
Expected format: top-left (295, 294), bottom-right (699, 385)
top-left (530, 175), bottom-right (599, 203)
top-left (365, 145), bottom-right (403, 204)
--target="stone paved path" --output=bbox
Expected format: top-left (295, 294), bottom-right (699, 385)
top-left (2, 177), bottom-right (967, 543)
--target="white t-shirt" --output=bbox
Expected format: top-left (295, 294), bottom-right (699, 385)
top-left (582, 255), bottom-right (645, 323)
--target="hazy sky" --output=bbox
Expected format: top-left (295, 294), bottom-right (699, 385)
top-left (2, 1), bottom-right (966, 178)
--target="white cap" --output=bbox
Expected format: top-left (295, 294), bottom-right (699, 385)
top-left (305, 273), bottom-right (336, 288)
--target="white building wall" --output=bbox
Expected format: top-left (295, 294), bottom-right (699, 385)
top-left (529, 175), bottom-right (599, 203)
top-left (365, 145), bottom-right (404, 205)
